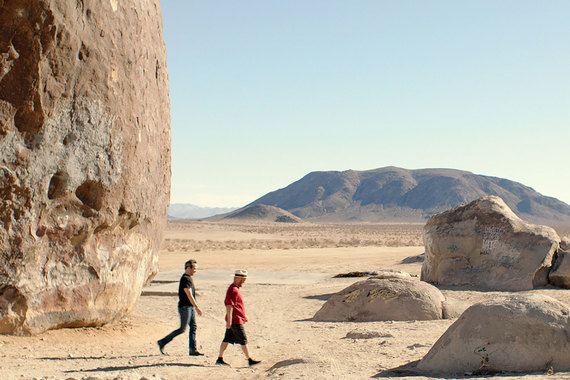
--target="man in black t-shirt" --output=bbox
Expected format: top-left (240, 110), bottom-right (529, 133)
top-left (157, 259), bottom-right (204, 356)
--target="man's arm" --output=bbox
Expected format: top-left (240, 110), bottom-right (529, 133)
top-left (184, 288), bottom-right (203, 316)
top-left (226, 304), bottom-right (233, 329)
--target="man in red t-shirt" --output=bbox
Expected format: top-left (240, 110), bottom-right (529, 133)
top-left (216, 270), bottom-right (261, 366)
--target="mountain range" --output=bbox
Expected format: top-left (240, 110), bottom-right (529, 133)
top-left (248, 167), bottom-right (570, 224)
top-left (167, 204), bottom-right (237, 219)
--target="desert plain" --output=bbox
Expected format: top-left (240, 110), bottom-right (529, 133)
top-left (1, 220), bottom-right (569, 380)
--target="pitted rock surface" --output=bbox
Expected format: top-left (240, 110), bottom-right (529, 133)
top-left (417, 294), bottom-right (570, 374)
top-left (549, 237), bottom-right (570, 288)
top-left (0, 0), bottom-right (170, 334)
top-left (421, 196), bottom-right (560, 290)
top-left (313, 276), bottom-right (446, 322)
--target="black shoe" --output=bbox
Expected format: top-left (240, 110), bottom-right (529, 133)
top-left (157, 341), bottom-right (167, 355)
top-left (189, 351), bottom-right (204, 356)
top-left (216, 357), bottom-right (229, 366)
top-left (248, 358), bottom-right (261, 366)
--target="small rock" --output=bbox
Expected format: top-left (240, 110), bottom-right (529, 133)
top-left (407, 343), bottom-right (429, 350)
top-left (344, 329), bottom-right (382, 339)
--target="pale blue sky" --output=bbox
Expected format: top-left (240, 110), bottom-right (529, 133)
top-left (161, 1), bottom-right (570, 207)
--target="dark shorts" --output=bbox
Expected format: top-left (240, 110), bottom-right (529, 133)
top-left (223, 324), bottom-right (247, 345)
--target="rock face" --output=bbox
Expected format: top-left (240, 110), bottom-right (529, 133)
top-left (422, 196), bottom-right (560, 290)
top-left (313, 276), bottom-right (446, 322)
top-left (0, 0), bottom-right (170, 334)
top-left (417, 294), bottom-right (570, 374)
top-left (549, 237), bottom-right (570, 288)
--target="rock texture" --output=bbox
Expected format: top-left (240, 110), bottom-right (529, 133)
top-left (0, 0), bottom-right (170, 334)
top-left (250, 167), bottom-right (570, 223)
top-left (422, 196), bottom-right (560, 290)
top-left (313, 276), bottom-right (447, 322)
top-left (549, 237), bottom-right (570, 288)
top-left (417, 294), bottom-right (570, 374)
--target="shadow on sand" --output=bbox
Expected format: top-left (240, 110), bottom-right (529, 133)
top-left (303, 292), bottom-right (336, 301)
top-left (373, 360), bottom-right (557, 379)
top-left (37, 354), bottom-right (212, 373)
top-left (64, 361), bottom-right (211, 373)
top-left (39, 354), bottom-right (156, 361)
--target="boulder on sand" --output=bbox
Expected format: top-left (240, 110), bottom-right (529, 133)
top-left (313, 276), bottom-right (447, 322)
top-left (0, 0), bottom-right (170, 334)
top-left (422, 196), bottom-right (560, 290)
top-left (417, 294), bottom-right (570, 374)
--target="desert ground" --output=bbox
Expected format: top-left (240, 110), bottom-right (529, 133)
top-left (1, 220), bottom-right (569, 380)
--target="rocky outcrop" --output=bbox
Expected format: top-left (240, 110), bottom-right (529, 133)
top-left (0, 0), bottom-right (170, 334)
top-left (417, 294), bottom-right (570, 374)
top-left (313, 275), bottom-right (448, 322)
top-left (422, 196), bottom-right (560, 290)
top-left (549, 237), bottom-right (570, 288)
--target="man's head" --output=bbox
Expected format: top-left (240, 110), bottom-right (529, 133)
top-left (233, 269), bottom-right (247, 287)
top-left (185, 259), bottom-right (197, 275)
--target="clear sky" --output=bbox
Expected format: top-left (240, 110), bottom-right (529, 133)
top-left (161, 1), bottom-right (570, 208)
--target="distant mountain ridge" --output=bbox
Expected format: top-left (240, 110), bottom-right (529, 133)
top-left (168, 204), bottom-right (237, 219)
top-left (249, 167), bottom-right (570, 224)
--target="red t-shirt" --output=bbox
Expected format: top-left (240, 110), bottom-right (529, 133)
top-left (224, 284), bottom-right (247, 324)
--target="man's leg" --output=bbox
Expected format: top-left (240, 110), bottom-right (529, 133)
top-left (188, 307), bottom-right (202, 355)
top-left (158, 306), bottom-right (190, 353)
top-left (241, 344), bottom-right (260, 363)
top-left (240, 344), bottom-right (250, 358)
top-left (218, 342), bottom-right (229, 357)
top-left (216, 341), bottom-right (230, 365)
top-left (236, 325), bottom-right (260, 366)
top-left (241, 345), bottom-right (261, 366)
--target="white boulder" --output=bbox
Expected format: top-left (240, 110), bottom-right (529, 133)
top-left (417, 294), bottom-right (570, 374)
top-left (422, 196), bottom-right (560, 290)
top-left (313, 276), bottom-right (446, 322)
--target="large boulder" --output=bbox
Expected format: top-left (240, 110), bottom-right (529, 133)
top-left (422, 196), bottom-right (560, 290)
top-left (0, 0), bottom-right (170, 334)
top-left (313, 275), bottom-right (447, 321)
top-left (417, 294), bottom-right (570, 374)
top-left (549, 237), bottom-right (570, 288)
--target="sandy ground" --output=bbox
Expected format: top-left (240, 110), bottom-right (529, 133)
top-left (1, 221), bottom-right (569, 380)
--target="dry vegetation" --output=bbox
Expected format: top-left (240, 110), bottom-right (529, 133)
top-left (163, 220), bottom-right (425, 252)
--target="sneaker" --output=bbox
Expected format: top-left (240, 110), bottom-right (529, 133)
top-left (189, 351), bottom-right (204, 356)
top-left (216, 357), bottom-right (229, 366)
top-left (248, 358), bottom-right (261, 366)
top-left (157, 341), bottom-right (167, 355)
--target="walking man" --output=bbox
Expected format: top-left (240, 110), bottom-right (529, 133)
top-left (157, 259), bottom-right (204, 356)
top-left (216, 270), bottom-right (260, 366)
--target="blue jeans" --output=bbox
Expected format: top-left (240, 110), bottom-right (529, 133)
top-left (158, 306), bottom-right (197, 353)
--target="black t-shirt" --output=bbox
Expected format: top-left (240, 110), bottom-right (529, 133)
top-left (178, 274), bottom-right (196, 307)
